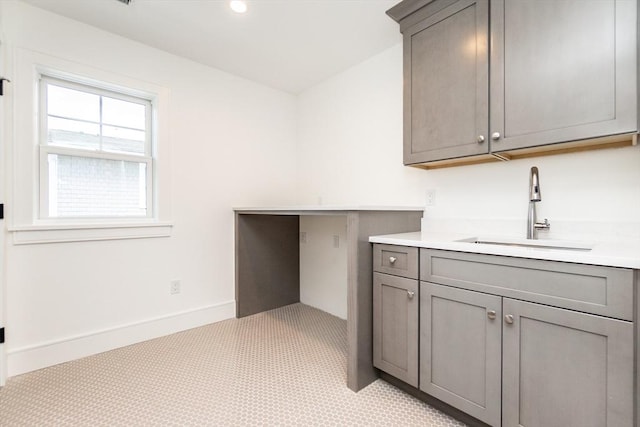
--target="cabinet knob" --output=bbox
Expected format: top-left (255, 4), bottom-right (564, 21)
top-left (389, 256), bottom-right (397, 264)
top-left (487, 310), bottom-right (496, 320)
top-left (504, 314), bottom-right (514, 324)
top-left (477, 135), bottom-right (485, 144)
top-left (407, 291), bottom-right (415, 299)
top-left (491, 132), bottom-right (501, 141)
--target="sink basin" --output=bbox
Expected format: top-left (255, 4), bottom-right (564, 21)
top-left (456, 236), bottom-right (593, 251)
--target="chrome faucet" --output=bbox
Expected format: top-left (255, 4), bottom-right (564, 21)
top-left (527, 166), bottom-right (550, 239)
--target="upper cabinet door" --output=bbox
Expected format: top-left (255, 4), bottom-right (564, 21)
top-left (490, 0), bottom-right (638, 152)
top-left (403, 0), bottom-right (489, 164)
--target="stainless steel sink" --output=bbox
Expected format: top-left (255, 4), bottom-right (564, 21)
top-left (456, 237), bottom-right (593, 251)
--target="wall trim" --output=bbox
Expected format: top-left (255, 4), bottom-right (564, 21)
top-left (7, 300), bottom-right (236, 377)
top-left (10, 222), bottom-right (173, 245)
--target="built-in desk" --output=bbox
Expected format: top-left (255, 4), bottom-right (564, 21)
top-left (234, 207), bottom-right (423, 391)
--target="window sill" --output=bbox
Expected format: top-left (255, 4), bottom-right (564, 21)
top-left (9, 221), bottom-right (173, 245)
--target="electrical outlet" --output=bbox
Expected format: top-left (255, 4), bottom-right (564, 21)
top-left (170, 280), bottom-right (181, 295)
top-left (426, 189), bottom-right (436, 206)
top-left (333, 235), bottom-right (340, 248)
top-left (300, 232), bottom-right (307, 243)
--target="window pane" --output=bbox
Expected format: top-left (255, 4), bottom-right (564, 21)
top-left (48, 116), bottom-right (100, 150)
top-left (48, 154), bottom-right (147, 217)
top-left (102, 96), bottom-right (146, 130)
top-left (47, 84), bottom-right (100, 122)
top-left (102, 125), bottom-right (145, 154)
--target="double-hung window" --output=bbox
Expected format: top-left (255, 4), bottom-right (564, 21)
top-left (39, 76), bottom-right (153, 219)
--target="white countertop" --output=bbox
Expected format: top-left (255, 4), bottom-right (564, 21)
top-left (234, 205), bottom-right (425, 213)
top-left (370, 231), bottom-right (640, 269)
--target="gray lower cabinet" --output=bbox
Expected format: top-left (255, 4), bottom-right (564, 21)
top-left (373, 272), bottom-right (419, 387)
top-left (421, 282), bottom-right (634, 427)
top-left (502, 298), bottom-right (634, 427)
top-left (420, 282), bottom-right (502, 426)
top-left (374, 245), bottom-right (636, 426)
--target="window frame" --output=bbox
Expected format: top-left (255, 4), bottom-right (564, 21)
top-left (38, 75), bottom-right (154, 220)
top-left (9, 48), bottom-right (172, 244)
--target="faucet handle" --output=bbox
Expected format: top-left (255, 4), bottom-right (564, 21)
top-left (534, 218), bottom-right (551, 230)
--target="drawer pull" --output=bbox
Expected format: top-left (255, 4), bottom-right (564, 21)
top-left (407, 291), bottom-right (415, 299)
top-left (389, 256), bottom-right (397, 264)
top-left (487, 310), bottom-right (496, 320)
top-left (504, 314), bottom-right (514, 324)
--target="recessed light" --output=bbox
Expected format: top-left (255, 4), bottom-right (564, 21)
top-left (230, 0), bottom-right (247, 14)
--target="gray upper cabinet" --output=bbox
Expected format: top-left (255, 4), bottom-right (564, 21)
top-left (401, 0), bottom-right (489, 164)
top-left (490, 0), bottom-right (638, 152)
top-left (387, 0), bottom-right (638, 166)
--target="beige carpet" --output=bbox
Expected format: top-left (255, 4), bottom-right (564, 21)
top-left (0, 303), bottom-right (465, 426)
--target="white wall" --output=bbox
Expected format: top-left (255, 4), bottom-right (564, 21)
top-left (420, 147), bottom-right (640, 241)
top-left (296, 43), bottom-right (640, 310)
top-left (296, 44), bottom-right (427, 207)
top-left (299, 216), bottom-right (347, 319)
top-left (298, 43), bottom-right (640, 239)
top-left (1, 1), bottom-right (298, 375)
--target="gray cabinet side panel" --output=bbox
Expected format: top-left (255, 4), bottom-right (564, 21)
top-left (235, 214), bottom-right (300, 318)
top-left (347, 211), bottom-right (422, 392)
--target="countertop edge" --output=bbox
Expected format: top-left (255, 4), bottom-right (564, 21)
top-left (234, 206), bottom-right (425, 213)
top-left (370, 232), bottom-right (640, 269)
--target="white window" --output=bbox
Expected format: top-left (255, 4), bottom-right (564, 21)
top-left (10, 49), bottom-right (171, 244)
top-left (39, 76), bottom-right (153, 219)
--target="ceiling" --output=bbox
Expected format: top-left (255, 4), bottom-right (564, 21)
top-left (21, 0), bottom-right (402, 94)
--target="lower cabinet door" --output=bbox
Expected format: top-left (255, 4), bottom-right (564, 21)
top-left (502, 298), bottom-right (634, 427)
top-left (420, 282), bottom-right (502, 427)
top-left (373, 272), bottom-right (419, 387)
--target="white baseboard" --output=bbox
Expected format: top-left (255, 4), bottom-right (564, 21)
top-left (7, 301), bottom-right (236, 377)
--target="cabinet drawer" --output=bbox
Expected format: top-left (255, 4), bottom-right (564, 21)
top-left (420, 249), bottom-right (634, 321)
top-left (373, 244), bottom-right (418, 279)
